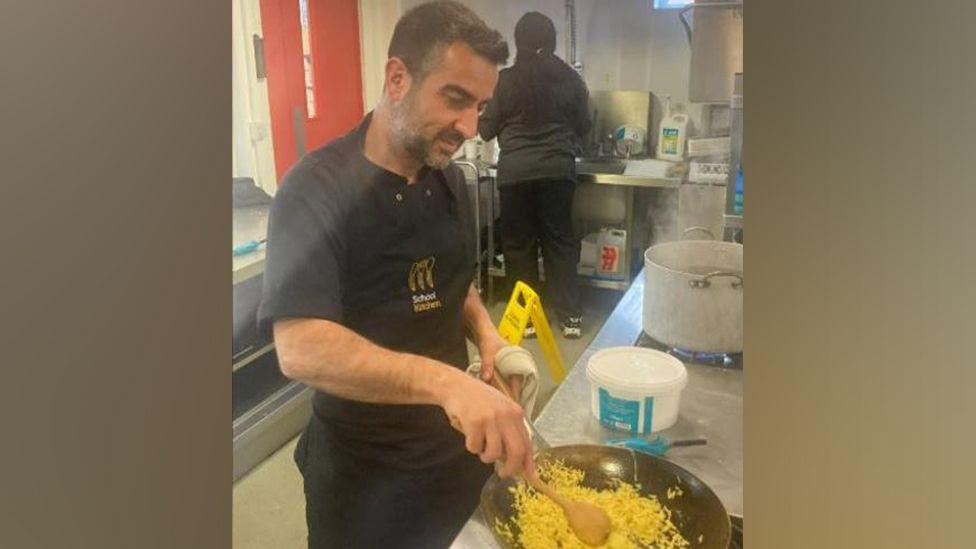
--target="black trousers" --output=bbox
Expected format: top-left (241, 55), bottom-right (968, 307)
top-left (499, 178), bottom-right (581, 322)
top-left (294, 416), bottom-right (493, 549)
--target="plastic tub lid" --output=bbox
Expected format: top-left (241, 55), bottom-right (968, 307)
top-left (586, 347), bottom-right (688, 393)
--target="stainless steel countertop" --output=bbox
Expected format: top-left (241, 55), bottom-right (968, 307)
top-left (450, 269), bottom-right (743, 548)
top-left (576, 157), bottom-right (683, 188)
top-left (576, 171), bottom-right (682, 188)
top-left (457, 158), bottom-right (681, 188)
top-left (232, 204), bottom-right (269, 285)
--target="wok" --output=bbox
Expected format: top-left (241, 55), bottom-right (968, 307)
top-left (480, 444), bottom-right (731, 548)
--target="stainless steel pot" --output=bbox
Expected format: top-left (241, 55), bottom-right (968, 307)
top-left (643, 240), bottom-right (743, 353)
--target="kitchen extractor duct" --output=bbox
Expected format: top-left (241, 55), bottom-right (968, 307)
top-left (682, 1), bottom-right (743, 103)
top-left (566, 0), bottom-right (582, 73)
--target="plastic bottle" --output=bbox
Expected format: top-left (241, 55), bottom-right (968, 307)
top-left (656, 94), bottom-right (688, 162)
top-left (596, 227), bottom-right (627, 280)
top-left (734, 166), bottom-right (743, 214)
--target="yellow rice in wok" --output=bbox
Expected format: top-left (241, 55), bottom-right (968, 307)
top-left (495, 460), bottom-right (690, 549)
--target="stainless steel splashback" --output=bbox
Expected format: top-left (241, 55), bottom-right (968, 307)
top-left (588, 90), bottom-right (654, 154)
top-left (689, 2), bottom-right (743, 103)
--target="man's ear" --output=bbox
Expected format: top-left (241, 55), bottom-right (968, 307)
top-left (384, 57), bottom-right (413, 103)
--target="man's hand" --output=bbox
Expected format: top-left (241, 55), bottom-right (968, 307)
top-left (475, 325), bottom-right (524, 403)
top-left (440, 372), bottom-right (535, 479)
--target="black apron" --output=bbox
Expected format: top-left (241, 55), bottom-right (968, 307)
top-left (295, 165), bottom-right (492, 548)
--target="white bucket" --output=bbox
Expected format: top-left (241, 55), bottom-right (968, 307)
top-left (585, 347), bottom-right (688, 435)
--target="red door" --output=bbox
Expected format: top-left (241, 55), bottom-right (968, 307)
top-left (260, 0), bottom-right (364, 181)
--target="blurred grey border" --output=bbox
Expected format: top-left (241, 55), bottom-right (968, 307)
top-left (1, 2), bottom-right (231, 547)
top-left (746, 1), bottom-right (976, 547)
top-left (2, 1), bottom-right (976, 548)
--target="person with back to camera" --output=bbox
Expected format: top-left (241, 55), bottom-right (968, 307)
top-left (479, 11), bottom-right (592, 339)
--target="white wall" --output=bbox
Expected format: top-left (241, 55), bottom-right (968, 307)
top-left (362, 0), bottom-right (572, 115)
top-left (232, 0), bottom-right (278, 196)
top-left (359, 0), bottom-right (402, 111)
top-left (398, 0), bottom-right (572, 68)
top-left (364, 1), bottom-right (702, 135)
top-left (576, 0), bottom-right (702, 136)
top-left (232, 0), bottom-right (252, 181)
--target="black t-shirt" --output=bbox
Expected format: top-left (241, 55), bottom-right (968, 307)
top-left (477, 64), bottom-right (592, 186)
top-left (258, 113), bottom-right (477, 469)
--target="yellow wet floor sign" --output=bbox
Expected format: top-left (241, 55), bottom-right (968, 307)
top-left (497, 281), bottom-right (567, 383)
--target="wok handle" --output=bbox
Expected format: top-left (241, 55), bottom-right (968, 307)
top-left (489, 373), bottom-right (552, 449)
top-left (488, 371), bottom-right (517, 400)
top-left (689, 271), bottom-right (743, 289)
top-left (669, 438), bottom-right (708, 448)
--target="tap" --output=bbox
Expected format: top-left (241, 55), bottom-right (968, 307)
top-left (599, 133), bottom-right (614, 157)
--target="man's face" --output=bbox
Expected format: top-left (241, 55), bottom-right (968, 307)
top-left (389, 42), bottom-right (499, 169)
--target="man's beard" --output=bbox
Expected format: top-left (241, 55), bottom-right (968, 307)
top-left (389, 92), bottom-right (464, 170)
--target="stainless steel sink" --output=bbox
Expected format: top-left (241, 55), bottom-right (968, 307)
top-left (573, 157), bottom-right (682, 188)
top-left (575, 157), bottom-right (627, 175)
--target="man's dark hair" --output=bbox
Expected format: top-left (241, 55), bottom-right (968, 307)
top-left (388, 1), bottom-right (509, 80)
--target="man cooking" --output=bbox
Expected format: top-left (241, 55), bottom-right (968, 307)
top-left (257, 2), bottom-right (535, 547)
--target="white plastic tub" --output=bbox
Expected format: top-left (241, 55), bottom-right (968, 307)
top-left (586, 347), bottom-right (688, 435)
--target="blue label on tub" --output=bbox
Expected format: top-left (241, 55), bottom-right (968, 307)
top-left (598, 389), bottom-right (639, 432)
top-left (642, 396), bottom-right (655, 434)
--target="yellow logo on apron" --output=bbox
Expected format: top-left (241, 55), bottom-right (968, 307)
top-left (409, 257), bottom-right (442, 312)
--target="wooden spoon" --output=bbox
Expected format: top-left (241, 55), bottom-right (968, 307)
top-left (486, 373), bottom-right (612, 547)
top-left (520, 470), bottom-right (612, 546)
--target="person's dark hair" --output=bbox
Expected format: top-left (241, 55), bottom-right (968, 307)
top-left (388, 1), bottom-right (509, 81)
top-left (510, 11), bottom-right (579, 127)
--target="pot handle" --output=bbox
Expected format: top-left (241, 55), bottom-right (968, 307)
top-left (689, 271), bottom-right (743, 289)
top-left (682, 226), bottom-right (716, 240)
